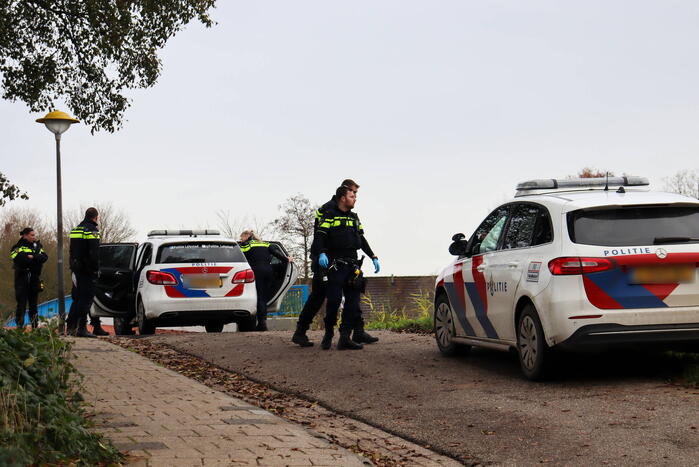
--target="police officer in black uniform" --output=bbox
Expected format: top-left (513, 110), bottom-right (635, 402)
top-left (66, 207), bottom-right (101, 337)
top-left (239, 230), bottom-right (290, 331)
top-left (10, 227), bottom-right (48, 329)
top-left (312, 185), bottom-right (380, 350)
top-left (292, 179), bottom-right (380, 347)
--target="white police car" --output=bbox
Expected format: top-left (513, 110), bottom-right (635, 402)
top-left (435, 177), bottom-right (699, 380)
top-left (90, 230), bottom-right (298, 334)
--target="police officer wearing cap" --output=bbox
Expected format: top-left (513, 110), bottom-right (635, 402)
top-left (312, 185), bottom-right (380, 350)
top-left (239, 230), bottom-right (291, 331)
top-left (66, 207), bottom-right (101, 337)
top-left (10, 227), bottom-right (48, 329)
top-left (292, 179), bottom-right (380, 347)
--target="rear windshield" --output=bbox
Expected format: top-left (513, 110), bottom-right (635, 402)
top-left (568, 205), bottom-right (699, 246)
top-left (157, 242), bottom-right (246, 264)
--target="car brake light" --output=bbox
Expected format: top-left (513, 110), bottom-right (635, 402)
top-left (548, 257), bottom-right (615, 275)
top-left (232, 269), bottom-right (255, 283)
top-left (147, 270), bottom-right (178, 285)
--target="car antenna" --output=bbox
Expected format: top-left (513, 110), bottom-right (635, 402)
top-left (604, 171), bottom-right (609, 191)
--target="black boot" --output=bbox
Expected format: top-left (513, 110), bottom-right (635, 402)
top-left (75, 326), bottom-right (96, 338)
top-left (292, 323), bottom-right (313, 347)
top-left (321, 330), bottom-right (334, 350)
top-left (256, 319), bottom-right (268, 332)
top-left (353, 328), bottom-right (379, 344)
top-left (337, 331), bottom-right (363, 350)
top-left (92, 325), bottom-right (109, 336)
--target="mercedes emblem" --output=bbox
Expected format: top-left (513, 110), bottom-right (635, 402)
top-left (655, 248), bottom-right (668, 259)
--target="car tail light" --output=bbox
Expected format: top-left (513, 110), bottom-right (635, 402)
top-left (232, 269), bottom-right (255, 283)
top-left (147, 270), bottom-right (178, 285)
top-left (548, 257), bottom-right (615, 275)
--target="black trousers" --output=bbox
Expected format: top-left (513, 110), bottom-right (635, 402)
top-left (296, 273), bottom-right (327, 330)
top-left (297, 267), bottom-right (366, 332)
top-left (67, 272), bottom-right (96, 330)
top-left (324, 263), bottom-right (361, 334)
top-left (15, 271), bottom-right (39, 328)
top-left (252, 264), bottom-right (273, 322)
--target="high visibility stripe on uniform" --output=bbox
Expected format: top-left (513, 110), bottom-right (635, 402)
top-left (10, 246), bottom-right (33, 259)
top-left (319, 216), bottom-right (356, 228)
top-left (240, 241), bottom-right (270, 252)
top-left (70, 227), bottom-right (100, 240)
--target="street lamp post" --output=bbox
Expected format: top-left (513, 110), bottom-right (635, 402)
top-left (36, 111), bottom-right (79, 333)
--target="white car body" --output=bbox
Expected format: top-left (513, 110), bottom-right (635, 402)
top-left (435, 178), bottom-right (699, 378)
top-left (91, 230), bottom-right (298, 333)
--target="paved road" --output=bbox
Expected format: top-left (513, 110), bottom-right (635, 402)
top-left (151, 331), bottom-right (699, 466)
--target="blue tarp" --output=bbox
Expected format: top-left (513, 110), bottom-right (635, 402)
top-left (6, 296), bottom-right (72, 327)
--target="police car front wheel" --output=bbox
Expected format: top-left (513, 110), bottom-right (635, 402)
top-left (517, 304), bottom-right (551, 381)
top-left (434, 294), bottom-right (470, 356)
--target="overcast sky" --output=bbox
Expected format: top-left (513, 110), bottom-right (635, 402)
top-left (2, 1), bottom-right (699, 275)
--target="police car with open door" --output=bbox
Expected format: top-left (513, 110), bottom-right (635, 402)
top-left (435, 177), bottom-right (699, 380)
top-left (90, 230), bottom-right (298, 334)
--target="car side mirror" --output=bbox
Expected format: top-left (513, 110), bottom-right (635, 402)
top-left (449, 239), bottom-right (469, 256)
top-left (451, 233), bottom-right (466, 242)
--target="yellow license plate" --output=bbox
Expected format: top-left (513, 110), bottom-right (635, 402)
top-left (183, 275), bottom-right (222, 289)
top-left (631, 266), bottom-right (696, 284)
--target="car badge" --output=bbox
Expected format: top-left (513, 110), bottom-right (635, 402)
top-left (655, 248), bottom-right (668, 259)
top-left (202, 267), bottom-right (208, 273)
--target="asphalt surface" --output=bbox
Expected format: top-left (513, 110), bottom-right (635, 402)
top-left (151, 331), bottom-right (699, 466)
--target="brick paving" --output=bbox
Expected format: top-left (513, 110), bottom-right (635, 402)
top-left (69, 338), bottom-right (370, 466)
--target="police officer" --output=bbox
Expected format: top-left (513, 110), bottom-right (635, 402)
top-left (66, 207), bottom-right (101, 337)
top-left (292, 179), bottom-right (379, 347)
top-left (312, 185), bottom-right (380, 350)
top-left (239, 230), bottom-right (290, 331)
top-left (10, 227), bottom-right (48, 329)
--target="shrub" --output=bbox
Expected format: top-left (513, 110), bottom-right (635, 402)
top-left (0, 323), bottom-right (123, 466)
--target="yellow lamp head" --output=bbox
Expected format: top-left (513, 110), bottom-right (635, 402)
top-left (36, 110), bottom-right (80, 135)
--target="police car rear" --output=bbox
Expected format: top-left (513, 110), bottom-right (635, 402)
top-left (435, 177), bottom-right (699, 380)
top-left (91, 230), bottom-right (297, 334)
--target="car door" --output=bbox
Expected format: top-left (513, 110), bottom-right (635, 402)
top-left (92, 243), bottom-right (138, 318)
top-left (266, 241), bottom-right (299, 313)
top-left (489, 203), bottom-right (553, 341)
top-left (446, 205), bottom-right (511, 340)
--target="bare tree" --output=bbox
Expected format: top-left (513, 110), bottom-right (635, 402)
top-left (272, 194), bottom-right (317, 280)
top-left (216, 210), bottom-right (272, 240)
top-left (663, 169), bottom-right (698, 198)
top-left (574, 167), bottom-right (615, 178)
top-left (66, 202), bottom-right (136, 243)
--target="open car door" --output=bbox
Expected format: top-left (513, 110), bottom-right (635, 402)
top-left (267, 241), bottom-right (299, 313)
top-left (91, 243), bottom-right (138, 318)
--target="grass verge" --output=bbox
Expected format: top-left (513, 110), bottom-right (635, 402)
top-left (363, 290), bottom-right (434, 334)
top-left (0, 322), bottom-right (123, 466)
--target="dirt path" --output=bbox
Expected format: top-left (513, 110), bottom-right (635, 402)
top-left (142, 331), bottom-right (698, 466)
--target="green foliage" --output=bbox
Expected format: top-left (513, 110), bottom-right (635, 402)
top-left (0, 0), bottom-right (217, 133)
top-left (0, 322), bottom-right (123, 465)
top-left (0, 172), bottom-right (28, 207)
top-left (363, 290), bottom-right (434, 334)
top-left (664, 350), bottom-right (699, 387)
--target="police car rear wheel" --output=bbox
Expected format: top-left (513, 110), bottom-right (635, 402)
top-left (237, 315), bottom-right (256, 332)
top-left (435, 294), bottom-right (470, 356)
top-left (137, 299), bottom-right (156, 335)
top-left (205, 323), bottom-right (224, 333)
top-left (517, 305), bottom-right (550, 381)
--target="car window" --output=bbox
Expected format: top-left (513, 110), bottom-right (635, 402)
top-left (568, 205), bottom-right (699, 246)
top-left (99, 245), bottom-right (134, 269)
top-left (137, 244), bottom-right (152, 269)
top-left (472, 206), bottom-right (510, 255)
top-left (503, 204), bottom-right (553, 249)
top-left (157, 242), bottom-right (246, 264)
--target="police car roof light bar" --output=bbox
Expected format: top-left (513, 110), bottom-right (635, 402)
top-left (147, 229), bottom-right (221, 237)
top-left (515, 176), bottom-right (649, 197)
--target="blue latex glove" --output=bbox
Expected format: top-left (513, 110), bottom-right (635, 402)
top-left (372, 257), bottom-right (380, 274)
top-left (319, 253), bottom-right (329, 269)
